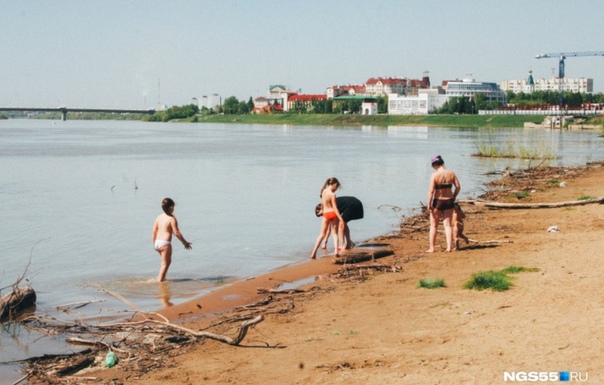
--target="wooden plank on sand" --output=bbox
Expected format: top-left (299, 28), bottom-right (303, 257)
top-left (333, 248), bottom-right (394, 265)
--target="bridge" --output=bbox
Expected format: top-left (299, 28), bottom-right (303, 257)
top-left (0, 106), bottom-right (155, 121)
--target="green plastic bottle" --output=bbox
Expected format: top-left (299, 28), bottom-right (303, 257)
top-left (105, 351), bottom-right (117, 367)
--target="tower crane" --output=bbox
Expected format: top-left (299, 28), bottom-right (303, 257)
top-left (535, 51), bottom-right (604, 105)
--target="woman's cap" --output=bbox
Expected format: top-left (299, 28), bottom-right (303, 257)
top-left (431, 155), bottom-right (441, 164)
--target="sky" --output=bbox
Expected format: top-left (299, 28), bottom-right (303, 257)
top-left (2, 0), bottom-right (604, 109)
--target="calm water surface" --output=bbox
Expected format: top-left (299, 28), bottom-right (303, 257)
top-left (0, 119), bottom-right (602, 372)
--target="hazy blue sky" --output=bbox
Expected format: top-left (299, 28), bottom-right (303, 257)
top-left (3, 1), bottom-right (604, 109)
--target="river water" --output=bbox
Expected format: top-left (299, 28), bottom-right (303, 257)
top-left (0, 119), bottom-right (602, 377)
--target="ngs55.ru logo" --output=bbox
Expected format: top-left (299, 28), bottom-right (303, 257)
top-left (503, 371), bottom-right (589, 382)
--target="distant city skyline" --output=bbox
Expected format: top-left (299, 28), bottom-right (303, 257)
top-left (3, 0), bottom-right (604, 109)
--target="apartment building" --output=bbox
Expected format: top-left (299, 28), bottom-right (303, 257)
top-left (501, 72), bottom-right (593, 94)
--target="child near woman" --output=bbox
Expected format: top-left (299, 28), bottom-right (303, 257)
top-left (310, 177), bottom-right (343, 259)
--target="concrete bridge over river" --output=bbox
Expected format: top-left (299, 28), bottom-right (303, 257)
top-left (0, 106), bottom-right (155, 121)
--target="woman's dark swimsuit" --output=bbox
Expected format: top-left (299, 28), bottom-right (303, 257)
top-left (431, 198), bottom-right (455, 211)
top-left (432, 172), bottom-right (455, 210)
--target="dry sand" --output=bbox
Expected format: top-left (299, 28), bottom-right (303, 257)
top-left (92, 162), bottom-right (604, 385)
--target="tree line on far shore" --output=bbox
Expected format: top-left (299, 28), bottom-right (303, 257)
top-left (5, 90), bottom-right (603, 122)
top-left (144, 90), bottom-right (604, 121)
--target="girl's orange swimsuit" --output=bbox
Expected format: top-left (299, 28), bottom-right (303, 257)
top-left (323, 211), bottom-right (338, 220)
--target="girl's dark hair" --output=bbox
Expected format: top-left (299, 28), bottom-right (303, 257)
top-left (320, 177), bottom-right (340, 197)
top-left (431, 155), bottom-right (444, 166)
top-left (161, 198), bottom-right (175, 214)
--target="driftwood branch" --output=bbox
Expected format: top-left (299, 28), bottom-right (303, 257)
top-left (0, 239), bottom-right (49, 321)
top-left (55, 299), bottom-right (105, 312)
top-left (132, 316), bottom-right (264, 345)
top-left (65, 337), bottom-right (130, 354)
top-left (86, 283), bottom-right (265, 346)
top-left (333, 248), bottom-right (394, 265)
top-left (257, 288), bottom-right (305, 294)
top-left (460, 197), bottom-right (604, 209)
top-left (467, 238), bottom-right (513, 244)
top-left (0, 286), bottom-right (36, 322)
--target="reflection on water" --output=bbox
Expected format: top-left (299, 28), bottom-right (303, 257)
top-left (277, 276), bottom-right (317, 291)
top-left (387, 125), bottom-right (429, 139)
top-left (158, 281), bottom-right (173, 308)
top-left (94, 275), bottom-right (232, 310)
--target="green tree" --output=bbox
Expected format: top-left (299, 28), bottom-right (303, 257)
top-left (312, 99), bottom-right (333, 113)
top-left (144, 103), bottom-right (199, 122)
top-left (377, 95), bottom-right (388, 113)
top-left (222, 96), bottom-right (240, 114)
top-left (473, 93), bottom-right (487, 112)
top-left (238, 101), bottom-right (250, 114)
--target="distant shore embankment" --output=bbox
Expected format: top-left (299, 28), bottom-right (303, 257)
top-left (194, 113), bottom-right (603, 129)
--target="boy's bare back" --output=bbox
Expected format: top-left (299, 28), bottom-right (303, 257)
top-left (154, 213), bottom-right (177, 241)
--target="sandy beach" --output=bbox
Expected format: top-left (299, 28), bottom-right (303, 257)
top-left (59, 162), bottom-right (604, 384)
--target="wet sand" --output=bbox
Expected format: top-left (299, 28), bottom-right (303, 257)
top-left (156, 255), bottom-right (343, 322)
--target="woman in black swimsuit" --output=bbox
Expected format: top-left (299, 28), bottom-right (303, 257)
top-left (427, 155), bottom-right (461, 252)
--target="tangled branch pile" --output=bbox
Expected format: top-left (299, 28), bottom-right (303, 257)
top-left (9, 286), bottom-right (265, 385)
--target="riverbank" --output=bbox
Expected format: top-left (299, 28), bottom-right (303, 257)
top-left (194, 113), bottom-right (604, 130)
top-left (196, 113), bottom-right (548, 128)
top-left (78, 161), bottom-right (604, 385)
top-left (10, 111), bottom-right (604, 130)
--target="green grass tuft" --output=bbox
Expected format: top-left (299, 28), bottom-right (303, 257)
top-left (577, 195), bottom-right (594, 201)
top-left (463, 270), bottom-right (512, 291)
top-left (418, 278), bottom-right (446, 289)
top-left (464, 266), bottom-right (539, 291)
top-left (505, 191), bottom-right (530, 200)
top-left (501, 265), bottom-right (540, 274)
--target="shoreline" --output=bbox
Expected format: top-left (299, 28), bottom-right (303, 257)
top-left (7, 113), bottom-right (603, 130)
top-left (155, 162), bottom-right (604, 326)
top-left (155, 253), bottom-right (345, 323)
top-left (22, 160), bottom-right (604, 384)
top-left (129, 161), bottom-right (604, 384)
top-left (155, 240), bottom-right (397, 324)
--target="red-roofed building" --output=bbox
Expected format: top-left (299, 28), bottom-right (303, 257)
top-left (365, 76), bottom-right (430, 96)
top-left (326, 84), bottom-right (366, 98)
top-left (285, 94), bottom-right (327, 112)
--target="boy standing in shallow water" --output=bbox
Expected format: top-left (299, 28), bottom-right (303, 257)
top-left (152, 198), bottom-right (192, 282)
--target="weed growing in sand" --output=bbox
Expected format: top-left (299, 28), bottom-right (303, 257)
top-left (332, 330), bottom-right (358, 336)
top-left (501, 266), bottom-right (540, 274)
top-left (305, 336), bottom-right (323, 342)
top-left (577, 195), bottom-right (595, 200)
top-left (505, 191), bottom-right (530, 200)
top-left (464, 266), bottom-right (539, 291)
top-left (464, 270), bottom-right (511, 291)
top-left (418, 278), bottom-right (446, 289)
top-left (548, 179), bottom-right (560, 185)
top-left (429, 301), bottom-right (452, 308)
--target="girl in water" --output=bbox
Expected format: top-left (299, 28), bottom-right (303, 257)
top-left (427, 155), bottom-right (461, 253)
top-left (152, 198), bottom-right (192, 282)
top-left (310, 177), bottom-right (344, 259)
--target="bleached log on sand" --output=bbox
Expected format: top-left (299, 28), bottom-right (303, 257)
top-left (460, 197), bottom-right (604, 209)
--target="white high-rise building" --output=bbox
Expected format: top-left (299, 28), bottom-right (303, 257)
top-left (198, 94), bottom-right (222, 110)
top-left (501, 72), bottom-right (593, 94)
top-left (444, 75), bottom-right (507, 103)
